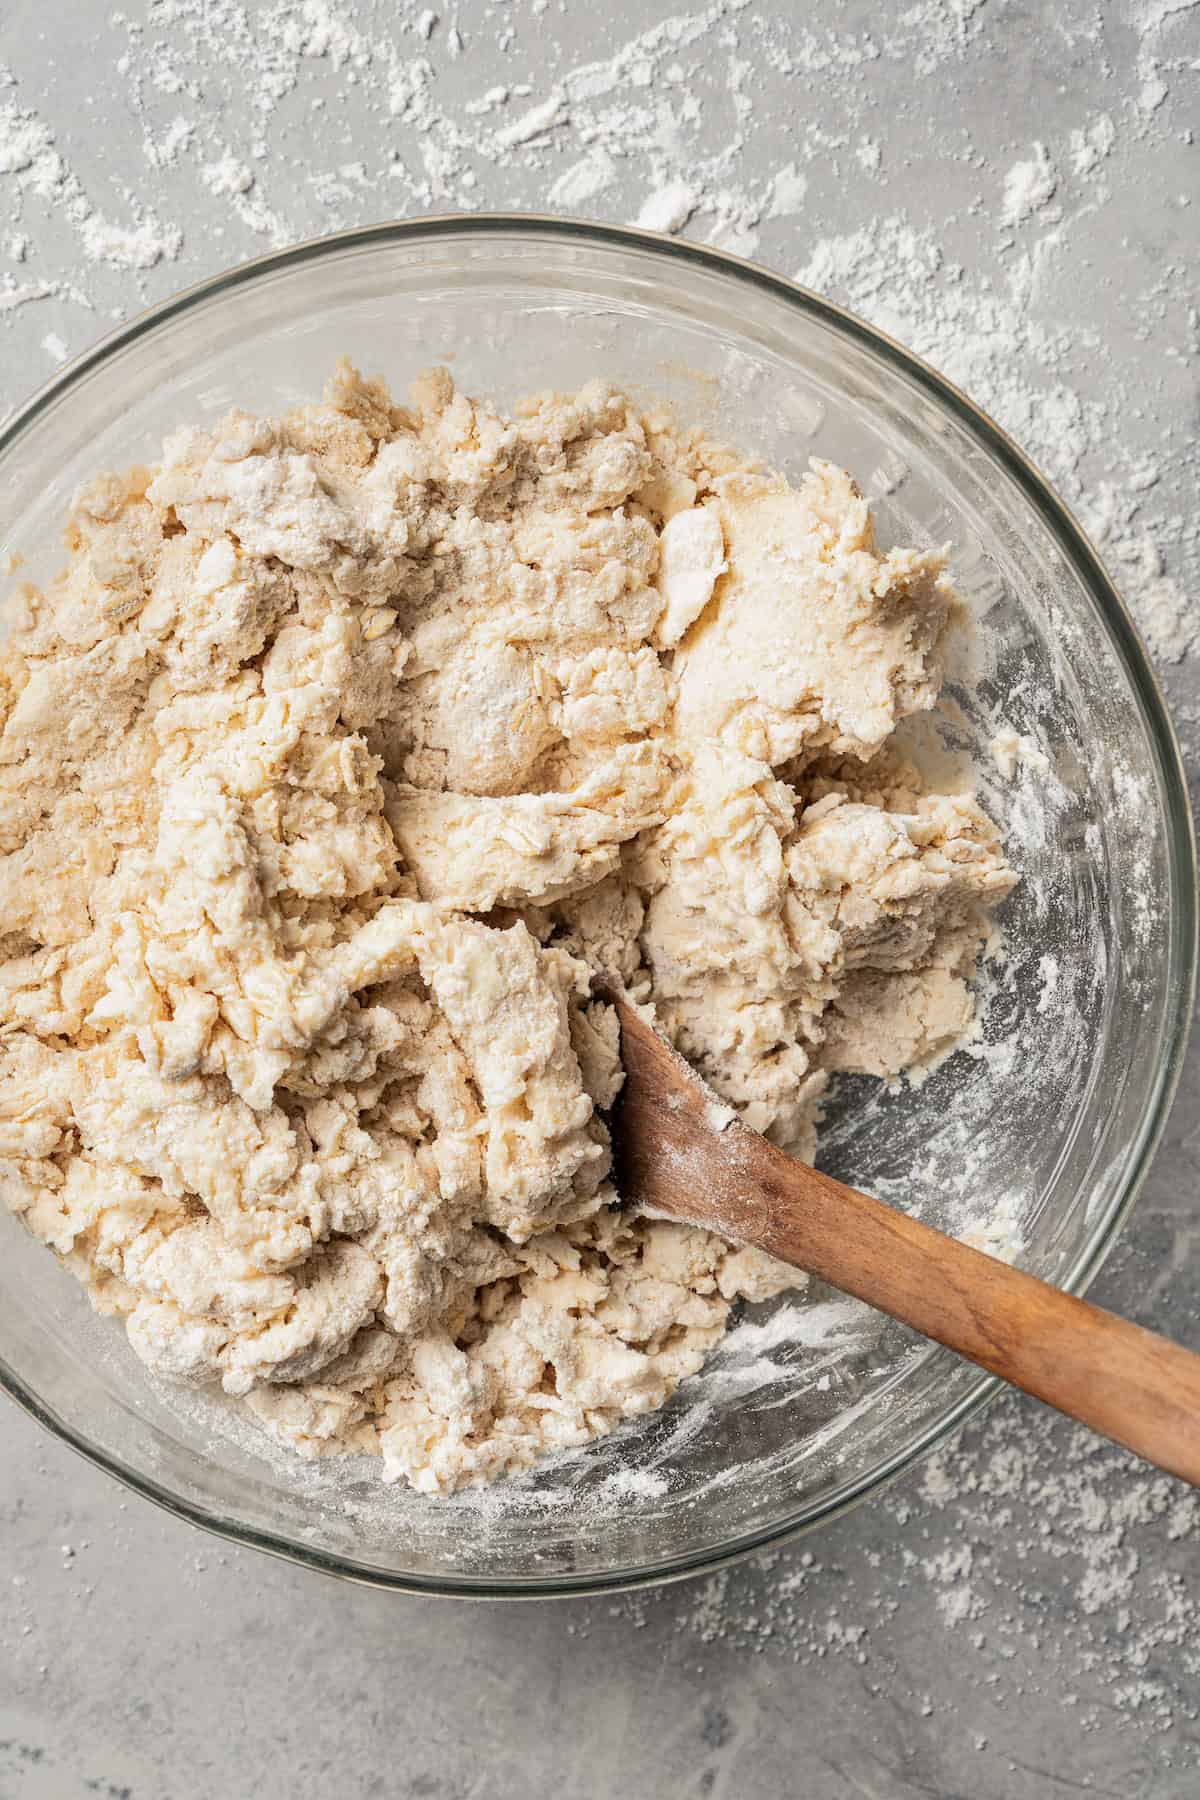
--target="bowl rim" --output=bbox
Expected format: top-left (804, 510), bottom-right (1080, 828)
top-left (0, 210), bottom-right (1194, 1599)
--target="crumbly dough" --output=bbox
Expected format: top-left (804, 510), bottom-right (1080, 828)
top-left (0, 363), bottom-right (1016, 1493)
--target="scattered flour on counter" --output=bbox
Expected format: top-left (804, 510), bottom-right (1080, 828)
top-left (1001, 143), bottom-right (1058, 225)
top-left (0, 98), bottom-right (183, 274)
top-left (573, 1396), bottom-right (1200, 1743)
top-left (767, 163), bottom-right (809, 215)
top-left (636, 180), bottom-right (698, 235)
top-left (0, 278), bottom-right (53, 312)
top-left (548, 148), bottom-right (617, 209)
top-left (79, 211), bottom-right (182, 270)
top-left (201, 154), bottom-right (255, 198)
top-left (143, 115), bottom-right (195, 171)
top-left (1070, 111), bottom-right (1117, 175)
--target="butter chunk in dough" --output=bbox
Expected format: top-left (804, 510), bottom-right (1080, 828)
top-left (1, 363), bottom-right (1015, 1494)
top-left (654, 504), bottom-right (726, 647)
top-left (674, 465), bottom-right (954, 765)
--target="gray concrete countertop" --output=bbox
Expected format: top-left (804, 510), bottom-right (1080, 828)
top-left (1, 2), bottom-right (1198, 1795)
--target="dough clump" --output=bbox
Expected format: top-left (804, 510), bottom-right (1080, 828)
top-left (0, 363), bottom-right (1015, 1492)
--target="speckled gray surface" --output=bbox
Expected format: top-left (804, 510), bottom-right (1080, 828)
top-left (1, 2), bottom-right (1199, 1795)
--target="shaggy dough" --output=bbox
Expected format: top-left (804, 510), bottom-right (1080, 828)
top-left (0, 363), bottom-right (1015, 1493)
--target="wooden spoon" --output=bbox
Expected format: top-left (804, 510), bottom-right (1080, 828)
top-left (605, 990), bottom-right (1200, 1487)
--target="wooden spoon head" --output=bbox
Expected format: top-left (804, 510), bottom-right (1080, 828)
top-left (601, 986), bottom-right (765, 1238)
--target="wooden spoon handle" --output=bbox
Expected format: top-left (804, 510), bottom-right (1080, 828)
top-left (713, 1131), bottom-right (1200, 1484)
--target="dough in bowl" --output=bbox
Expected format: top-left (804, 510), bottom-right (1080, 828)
top-left (0, 362), bottom-right (1015, 1492)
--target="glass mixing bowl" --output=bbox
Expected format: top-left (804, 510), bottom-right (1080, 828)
top-left (0, 217), bottom-right (1193, 1597)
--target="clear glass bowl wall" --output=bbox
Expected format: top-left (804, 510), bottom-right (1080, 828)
top-left (0, 220), bottom-right (1192, 1596)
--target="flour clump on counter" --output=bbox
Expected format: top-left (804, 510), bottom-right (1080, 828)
top-left (0, 362), bottom-right (1015, 1493)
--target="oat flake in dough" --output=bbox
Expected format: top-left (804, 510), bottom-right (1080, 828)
top-left (0, 363), bottom-right (1015, 1494)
